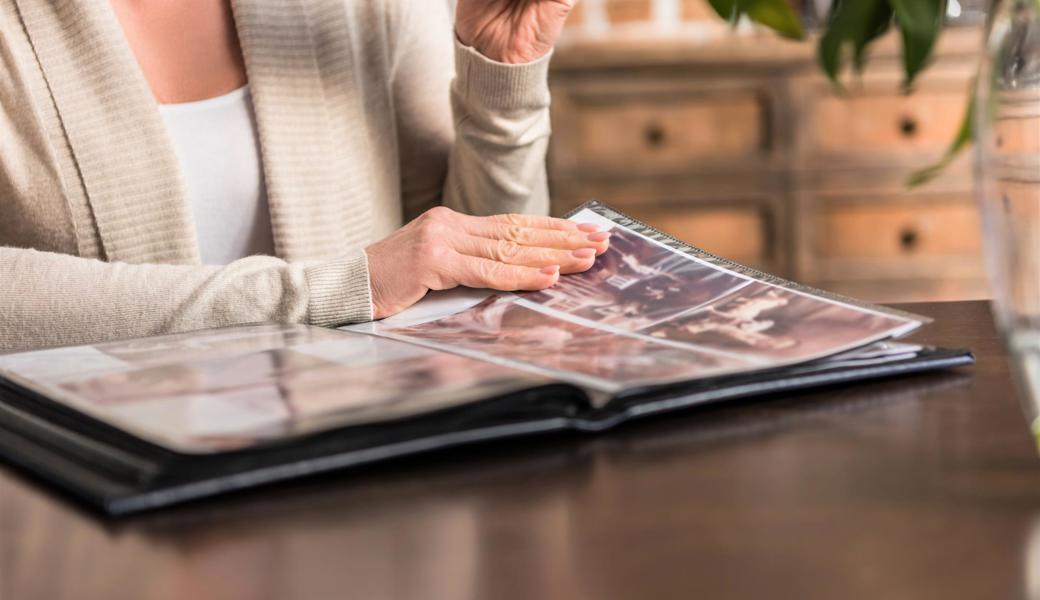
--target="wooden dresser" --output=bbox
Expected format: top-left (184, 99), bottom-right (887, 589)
top-left (548, 27), bottom-right (987, 302)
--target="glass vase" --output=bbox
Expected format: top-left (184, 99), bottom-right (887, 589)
top-left (976, 0), bottom-right (1040, 443)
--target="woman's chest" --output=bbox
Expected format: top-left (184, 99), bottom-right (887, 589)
top-left (108, 0), bottom-right (247, 104)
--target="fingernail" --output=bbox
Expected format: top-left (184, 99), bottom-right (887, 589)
top-left (577, 223), bottom-right (600, 233)
top-left (541, 265), bottom-right (560, 275)
top-left (588, 232), bottom-right (611, 243)
top-left (572, 248), bottom-right (596, 259)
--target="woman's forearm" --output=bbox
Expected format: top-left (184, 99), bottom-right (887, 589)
top-left (443, 42), bottom-right (553, 218)
top-left (390, 0), bottom-right (555, 221)
top-left (0, 247), bottom-right (371, 353)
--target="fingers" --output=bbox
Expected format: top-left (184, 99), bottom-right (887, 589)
top-left (447, 255), bottom-right (560, 292)
top-left (457, 219), bottom-right (612, 255)
top-left (484, 213), bottom-right (580, 232)
top-left (414, 207), bottom-right (612, 293)
top-left (424, 207), bottom-right (610, 253)
top-left (451, 236), bottom-right (598, 275)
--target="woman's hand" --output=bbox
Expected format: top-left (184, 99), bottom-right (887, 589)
top-left (455, 0), bottom-right (577, 64)
top-left (365, 206), bottom-right (610, 319)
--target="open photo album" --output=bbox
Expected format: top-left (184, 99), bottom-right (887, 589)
top-left (0, 202), bottom-right (974, 514)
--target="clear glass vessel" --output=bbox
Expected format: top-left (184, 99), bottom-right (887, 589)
top-left (976, 0), bottom-right (1040, 442)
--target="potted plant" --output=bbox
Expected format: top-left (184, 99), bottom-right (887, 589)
top-left (707, 0), bottom-right (969, 183)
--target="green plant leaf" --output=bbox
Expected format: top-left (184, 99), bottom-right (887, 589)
top-left (707, 0), bottom-right (805, 40)
top-left (706, 0), bottom-right (739, 22)
top-left (817, 0), bottom-right (895, 87)
top-left (708, 0), bottom-right (962, 185)
top-left (853, 2), bottom-right (895, 71)
top-left (744, 0), bottom-right (805, 40)
top-left (907, 91), bottom-right (973, 187)
top-left (818, 24), bottom-right (842, 82)
top-left (889, 0), bottom-right (946, 89)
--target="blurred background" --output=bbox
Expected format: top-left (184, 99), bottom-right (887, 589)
top-left (547, 0), bottom-right (988, 303)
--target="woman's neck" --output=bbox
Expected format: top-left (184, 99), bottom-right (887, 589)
top-left (109, 0), bottom-right (248, 104)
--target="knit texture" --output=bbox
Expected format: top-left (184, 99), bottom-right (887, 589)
top-left (0, 0), bottom-right (552, 352)
top-left (304, 252), bottom-right (373, 328)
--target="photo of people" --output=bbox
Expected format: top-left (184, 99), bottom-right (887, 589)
top-left (0, 324), bottom-right (333, 385)
top-left (53, 335), bottom-right (542, 453)
top-left (645, 282), bottom-right (915, 362)
top-left (95, 324), bottom-right (325, 368)
top-left (273, 350), bottom-right (532, 429)
top-left (0, 345), bottom-right (133, 384)
top-left (380, 297), bottom-right (751, 390)
top-left (524, 226), bottom-right (749, 331)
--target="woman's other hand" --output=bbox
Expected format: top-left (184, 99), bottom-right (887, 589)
top-left (455, 0), bottom-right (577, 64)
top-left (365, 206), bottom-right (609, 319)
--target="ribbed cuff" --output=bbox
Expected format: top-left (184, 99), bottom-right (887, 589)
top-left (304, 251), bottom-right (373, 327)
top-left (454, 39), bottom-right (552, 111)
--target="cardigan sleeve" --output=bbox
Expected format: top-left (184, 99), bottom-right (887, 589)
top-left (390, 0), bottom-right (553, 222)
top-left (0, 248), bottom-right (373, 353)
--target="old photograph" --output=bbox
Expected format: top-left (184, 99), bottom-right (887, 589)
top-left (380, 297), bottom-right (751, 389)
top-left (524, 226), bottom-right (749, 331)
top-left (55, 335), bottom-right (540, 452)
top-left (645, 283), bottom-right (914, 362)
top-left (0, 325), bottom-right (334, 385)
top-left (95, 324), bottom-right (329, 368)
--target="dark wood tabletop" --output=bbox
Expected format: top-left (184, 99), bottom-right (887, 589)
top-left (3, 300), bottom-right (1039, 600)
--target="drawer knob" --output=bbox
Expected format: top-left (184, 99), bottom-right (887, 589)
top-left (899, 227), bottom-right (920, 251)
top-left (899, 116), bottom-right (919, 138)
top-left (645, 123), bottom-right (667, 148)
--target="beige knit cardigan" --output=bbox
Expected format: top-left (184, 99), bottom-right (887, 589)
top-left (0, 0), bottom-right (553, 353)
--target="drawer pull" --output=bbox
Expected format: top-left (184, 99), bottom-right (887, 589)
top-left (899, 227), bottom-right (920, 251)
top-left (899, 116), bottom-right (919, 138)
top-left (644, 123), bottom-right (667, 148)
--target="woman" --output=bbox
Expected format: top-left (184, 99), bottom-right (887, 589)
top-left (0, 0), bottom-right (609, 352)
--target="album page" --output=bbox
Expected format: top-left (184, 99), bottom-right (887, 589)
top-left (357, 205), bottom-right (924, 394)
top-left (0, 324), bottom-right (550, 453)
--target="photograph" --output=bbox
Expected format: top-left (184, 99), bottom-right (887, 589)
top-left (55, 335), bottom-right (541, 452)
top-left (523, 226), bottom-right (749, 331)
top-left (380, 296), bottom-right (751, 389)
top-left (94, 324), bottom-right (326, 368)
top-left (0, 325), bottom-right (332, 386)
top-left (275, 349), bottom-right (536, 427)
top-left (0, 344), bottom-right (134, 384)
top-left (645, 283), bottom-right (914, 362)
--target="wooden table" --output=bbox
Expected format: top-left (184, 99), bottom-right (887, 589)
top-left (3, 300), bottom-right (1039, 600)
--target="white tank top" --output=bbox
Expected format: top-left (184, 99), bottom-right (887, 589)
top-left (158, 85), bottom-right (275, 265)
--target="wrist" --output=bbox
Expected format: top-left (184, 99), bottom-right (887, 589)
top-left (454, 32), bottom-right (551, 65)
top-left (453, 40), bottom-right (553, 111)
top-left (304, 252), bottom-right (374, 327)
top-left (364, 247), bottom-right (388, 320)
top-left (364, 245), bottom-right (430, 321)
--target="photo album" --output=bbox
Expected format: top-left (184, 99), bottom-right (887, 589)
top-left (0, 202), bottom-right (974, 514)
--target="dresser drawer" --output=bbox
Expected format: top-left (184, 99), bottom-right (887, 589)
top-left (606, 0), bottom-right (652, 23)
top-left (614, 203), bottom-right (773, 267)
top-left (809, 278), bottom-right (990, 303)
top-left (815, 198), bottom-right (981, 260)
top-left (570, 92), bottom-right (770, 172)
top-left (810, 90), bottom-right (966, 157)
